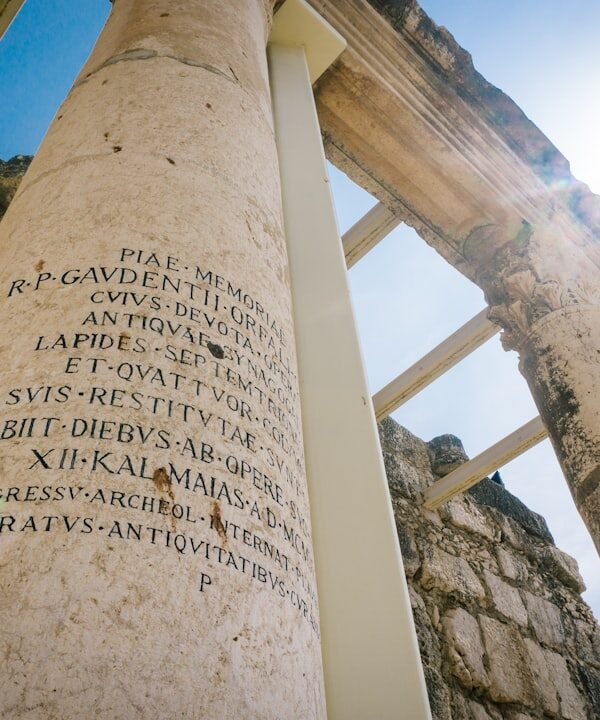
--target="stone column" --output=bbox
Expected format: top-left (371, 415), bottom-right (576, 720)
top-left (481, 217), bottom-right (600, 554)
top-left (0, 1), bottom-right (326, 718)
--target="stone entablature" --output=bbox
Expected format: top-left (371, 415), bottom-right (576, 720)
top-left (379, 417), bottom-right (600, 720)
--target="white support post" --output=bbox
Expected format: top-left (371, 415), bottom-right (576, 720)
top-left (0, 0), bottom-right (25, 38)
top-left (424, 416), bottom-right (548, 509)
top-left (373, 309), bottom-right (499, 421)
top-left (269, 3), bottom-right (432, 718)
top-left (342, 201), bottom-right (401, 267)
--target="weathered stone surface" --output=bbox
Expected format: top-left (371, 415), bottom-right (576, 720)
top-left (574, 619), bottom-right (600, 668)
top-left (395, 521), bottom-right (421, 577)
top-left (483, 570), bottom-right (528, 626)
top-left (411, 592), bottom-right (442, 668)
top-left (468, 478), bottom-right (553, 542)
top-left (488, 510), bottom-right (529, 550)
top-left (420, 546), bottom-right (485, 600)
top-left (444, 497), bottom-right (495, 540)
top-left (576, 663), bottom-right (600, 718)
top-left (540, 545), bottom-right (586, 593)
top-left (495, 545), bottom-right (528, 582)
top-left (544, 653), bottom-right (587, 720)
top-left (379, 417), bottom-right (434, 478)
top-left (422, 665), bottom-right (452, 720)
top-left (468, 701), bottom-right (494, 720)
top-left (381, 446), bottom-right (423, 499)
top-left (449, 692), bottom-right (471, 719)
top-left (427, 434), bottom-right (469, 476)
top-left (0, 155), bottom-right (32, 219)
top-left (408, 584), bottom-right (426, 612)
top-left (523, 638), bottom-right (560, 715)
top-left (523, 592), bottom-right (565, 648)
top-left (442, 608), bottom-right (488, 689)
top-left (379, 416), bottom-right (600, 719)
top-left (479, 615), bottom-right (536, 706)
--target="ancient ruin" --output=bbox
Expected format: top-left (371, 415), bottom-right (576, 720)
top-left (380, 418), bottom-right (600, 719)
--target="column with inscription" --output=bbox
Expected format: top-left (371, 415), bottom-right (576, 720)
top-left (0, 1), bottom-right (325, 718)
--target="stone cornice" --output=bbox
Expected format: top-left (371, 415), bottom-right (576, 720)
top-left (311, 0), bottom-right (600, 279)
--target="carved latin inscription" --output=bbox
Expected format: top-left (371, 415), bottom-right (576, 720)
top-left (1, 246), bottom-right (319, 634)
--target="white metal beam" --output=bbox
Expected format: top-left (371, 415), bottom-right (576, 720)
top-left (424, 416), bottom-right (548, 509)
top-left (342, 201), bottom-right (401, 267)
top-left (269, 3), bottom-right (432, 718)
top-left (0, 0), bottom-right (25, 39)
top-left (373, 309), bottom-right (498, 421)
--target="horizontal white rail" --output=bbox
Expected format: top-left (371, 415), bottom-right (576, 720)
top-left (424, 416), bottom-right (548, 509)
top-left (373, 309), bottom-right (498, 421)
top-left (342, 201), bottom-right (401, 267)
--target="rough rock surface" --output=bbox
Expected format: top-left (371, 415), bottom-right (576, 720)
top-left (379, 416), bottom-right (600, 720)
top-left (0, 155), bottom-right (31, 219)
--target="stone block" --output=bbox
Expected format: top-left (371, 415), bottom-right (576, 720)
top-left (449, 693), bottom-right (471, 720)
top-left (523, 591), bottom-right (564, 648)
top-left (573, 619), bottom-right (600, 668)
top-left (427, 434), bottom-right (469, 475)
top-left (395, 522), bottom-right (421, 577)
top-left (408, 584), bottom-right (426, 612)
top-left (420, 546), bottom-right (485, 601)
top-left (523, 638), bottom-right (559, 715)
top-left (479, 615), bottom-right (536, 706)
top-left (382, 447), bottom-right (422, 499)
top-left (544, 653), bottom-right (587, 720)
top-left (422, 665), bottom-right (452, 720)
top-left (487, 509), bottom-right (529, 550)
top-left (421, 506), bottom-right (444, 526)
top-left (379, 418), bottom-right (434, 483)
top-left (540, 545), bottom-right (586, 593)
top-left (576, 663), bottom-right (600, 718)
top-left (444, 497), bottom-right (495, 540)
top-left (468, 701), bottom-right (494, 720)
top-left (468, 477), bottom-right (553, 542)
top-left (442, 608), bottom-right (489, 690)
top-left (483, 570), bottom-right (528, 626)
top-left (410, 593), bottom-right (442, 668)
top-left (484, 707), bottom-right (503, 720)
top-left (495, 545), bottom-right (528, 582)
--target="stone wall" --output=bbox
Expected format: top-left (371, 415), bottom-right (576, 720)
top-left (379, 417), bottom-right (600, 720)
top-left (0, 155), bottom-right (31, 219)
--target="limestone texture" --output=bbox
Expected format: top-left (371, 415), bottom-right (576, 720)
top-left (523, 591), bottom-right (565, 649)
top-left (483, 570), bottom-right (528, 627)
top-left (380, 416), bottom-right (600, 720)
top-left (0, 155), bottom-right (31, 219)
top-left (0, 2), bottom-right (326, 719)
top-left (442, 608), bottom-right (488, 690)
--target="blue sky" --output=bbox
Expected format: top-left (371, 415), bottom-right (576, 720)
top-left (1, 0), bottom-right (598, 613)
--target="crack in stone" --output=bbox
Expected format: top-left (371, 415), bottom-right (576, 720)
top-left (74, 48), bottom-right (238, 88)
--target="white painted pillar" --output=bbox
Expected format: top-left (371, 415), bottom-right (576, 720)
top-left (268, 6), bottom-right (432, 718)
